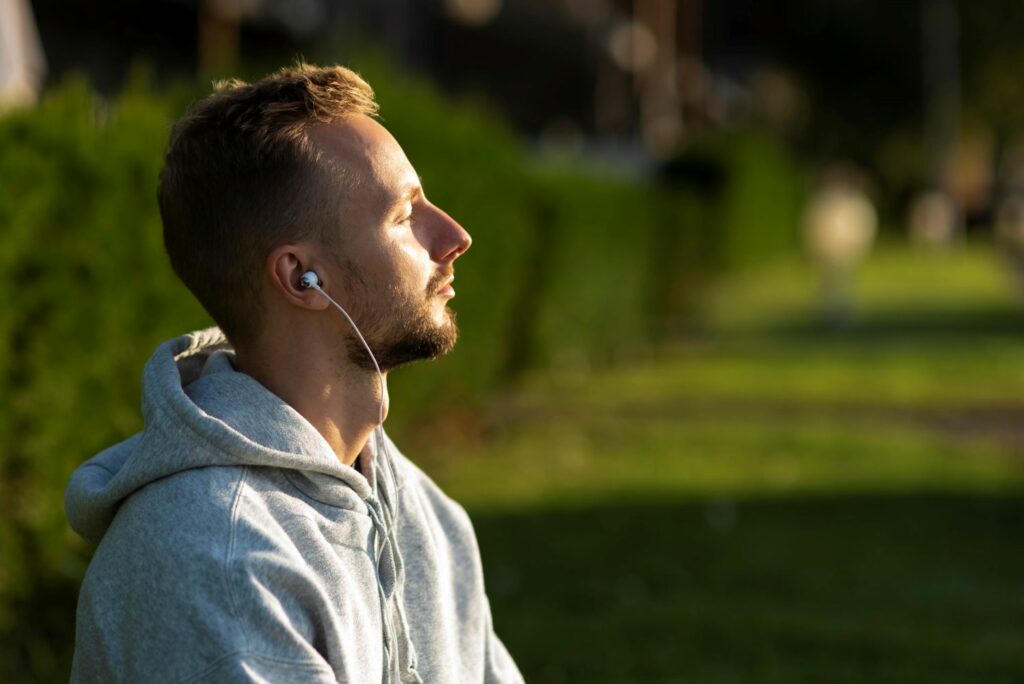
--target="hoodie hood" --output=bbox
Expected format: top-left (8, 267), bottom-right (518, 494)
top-left (66, 326), bottom-right (376, 544)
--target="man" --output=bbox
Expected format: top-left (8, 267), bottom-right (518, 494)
top-left (65, 62), bottom-right (525, 683)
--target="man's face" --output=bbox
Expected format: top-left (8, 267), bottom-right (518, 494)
top-left (307, 115), bottom-right (472, 372)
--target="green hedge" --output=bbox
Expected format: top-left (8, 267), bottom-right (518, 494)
top-left (0, 73), bottom-right (212, 681)
top-left (0, 61), bottom-right (799, 681)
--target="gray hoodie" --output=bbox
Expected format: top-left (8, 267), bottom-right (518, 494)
top-left (65, 327), bottom-right (524, 683)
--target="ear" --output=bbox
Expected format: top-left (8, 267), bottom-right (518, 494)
top-left (265, 244), bottom-right (330, 311)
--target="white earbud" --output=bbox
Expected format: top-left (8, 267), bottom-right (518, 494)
top-left (299, 270), bottom-right (320, 289)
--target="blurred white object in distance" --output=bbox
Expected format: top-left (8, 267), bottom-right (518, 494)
top-left (803, 181), bottom-right (877, 271)
top-left (0, 0), bottom-right (46, 111)
top-left (803, 172), bottom-right (877, 327)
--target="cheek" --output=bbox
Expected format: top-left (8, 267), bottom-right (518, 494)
top-left (355, 243), bottom-right (424, 303)
top-left (396, 240), bottom-right (434, 282)
top-left (358, 236), bottom-right (405, 281)
top-left (398, 242), bottom-right (431, 265)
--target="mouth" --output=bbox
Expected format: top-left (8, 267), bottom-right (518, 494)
top-left (436, 274), bottom-right (455, 298)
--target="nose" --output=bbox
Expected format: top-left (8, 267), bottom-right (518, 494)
top-left (427, 203), bottom-right (472, 264)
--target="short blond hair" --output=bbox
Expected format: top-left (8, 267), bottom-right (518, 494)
top-left (158, 61), bottom-right (379, 348)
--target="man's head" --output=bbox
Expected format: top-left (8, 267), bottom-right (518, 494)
top-left (158, 62), bottom-right (471, 371)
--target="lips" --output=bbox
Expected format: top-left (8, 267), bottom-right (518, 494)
top-left (435, 274), bottom-right (455, 296)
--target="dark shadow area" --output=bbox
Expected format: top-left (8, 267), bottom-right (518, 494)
top-left (473, 493), bottom-right (1024, 684)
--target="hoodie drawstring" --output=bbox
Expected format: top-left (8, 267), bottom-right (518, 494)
top-left (366, 430), bottom-right (422, 684)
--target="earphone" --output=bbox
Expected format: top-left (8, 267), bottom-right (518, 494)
top-left (299, 271), bottom-right (321, 290)
top-left (299, 269), bottom-right (398, 506)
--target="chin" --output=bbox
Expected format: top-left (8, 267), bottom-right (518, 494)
top-left (433, 305), bottom-right (454, 327)
top-left (352, 309), bottom-right (459, 372)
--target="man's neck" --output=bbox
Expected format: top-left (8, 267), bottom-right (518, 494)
top-left (234, 343), bottom-right (388, 467)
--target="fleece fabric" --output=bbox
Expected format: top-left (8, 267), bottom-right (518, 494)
top-left (65, 327), bottom-right (524, 684)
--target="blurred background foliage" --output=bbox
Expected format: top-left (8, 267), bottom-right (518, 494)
top-left (2, 0), bottom-right (1024, 682)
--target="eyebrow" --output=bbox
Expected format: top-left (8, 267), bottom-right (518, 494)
top-left (389, 175), bottom-right (424, 214)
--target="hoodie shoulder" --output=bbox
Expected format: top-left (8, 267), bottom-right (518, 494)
top-left (85, 463), bottom-right (246, 594)
top-left (73, 464), bottom-right (252, 681)
top-left (73, 462), bottom-right (373, 682)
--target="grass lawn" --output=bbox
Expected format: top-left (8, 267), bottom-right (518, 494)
top-left (410, 244), bottom-right (1024, 683)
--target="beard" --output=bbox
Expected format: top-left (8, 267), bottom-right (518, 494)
top-left (349, 304), bottom-right (458, 372)
top-left (336, 261), bottom-right (459, 372)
